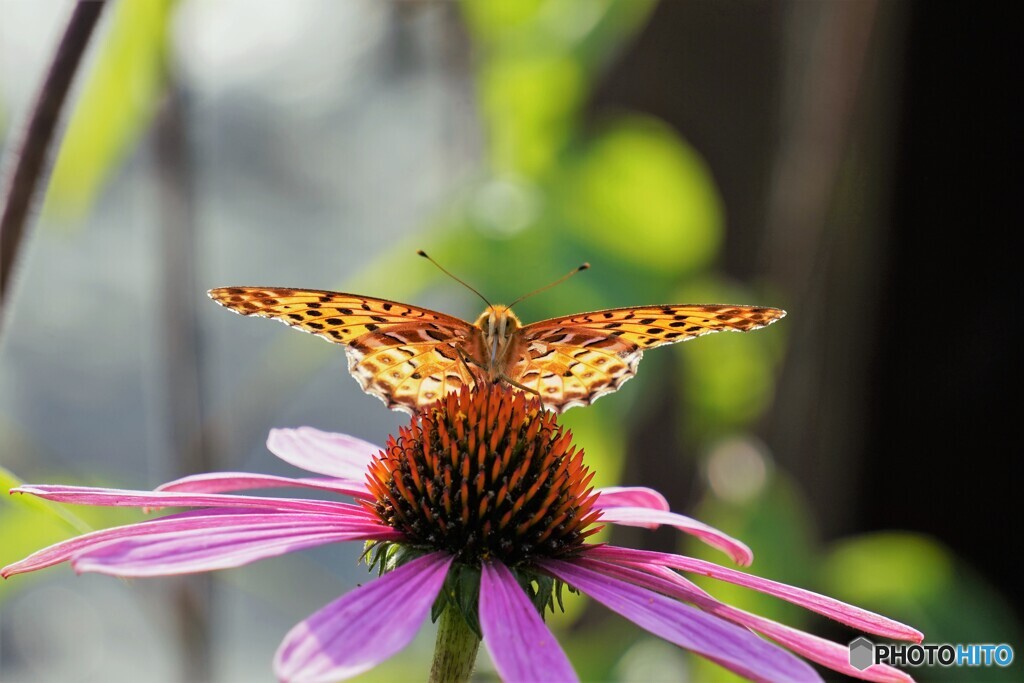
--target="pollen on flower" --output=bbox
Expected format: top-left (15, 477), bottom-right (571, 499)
top-left (363, 385), bottom-right (602, 566)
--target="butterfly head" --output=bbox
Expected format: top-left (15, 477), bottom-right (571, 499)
top-left (475, 305), bottom-right (522, 339)
top-left (475, 305), bottom-right (522, 368)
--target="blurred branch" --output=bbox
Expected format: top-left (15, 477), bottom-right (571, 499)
top-left (155, 82), bottom-right (213, 681)
top-left (762, 0), bottom-right (880, 291)
top-left (761, 0), bottom-right (903, 534)
top-left (0, 1), bottom-right (106, 334)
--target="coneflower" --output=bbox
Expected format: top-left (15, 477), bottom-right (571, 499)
top-left (3, 386), bottom-right (921, 682)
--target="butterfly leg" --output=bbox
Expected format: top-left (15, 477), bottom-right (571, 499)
top-left (455, 345), bottom-right (486, 389)
top-left (453, 346), bottom-right (539, 397)
top-left (498, 374), bottom-right (542, 398)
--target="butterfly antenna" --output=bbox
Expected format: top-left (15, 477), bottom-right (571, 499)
top-left (507, 262), bottom-right (590, 309)
top-left (417, 250), bottom-right (493, 308)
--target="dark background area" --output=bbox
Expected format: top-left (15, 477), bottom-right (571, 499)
top-left (597, 0), bottom-right (1021, 630)
top-left (868, 2), bottom-right (1020, 612)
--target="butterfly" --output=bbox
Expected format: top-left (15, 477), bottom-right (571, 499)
top-left (209, 257), bottom-right (785, 414)
top-left (205, 286), bottom-right (782, 413)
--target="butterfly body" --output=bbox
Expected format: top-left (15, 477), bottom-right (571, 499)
top-left (209, 287), bottom-right (785, 414)
top-left (472, 306), bottom-right (526, 382)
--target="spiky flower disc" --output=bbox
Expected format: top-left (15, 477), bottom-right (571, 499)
top-left (364, 385), bottom-right (601, 566)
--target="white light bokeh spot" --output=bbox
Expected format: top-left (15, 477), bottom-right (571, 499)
top-left (706, 435), bottom-right (771, 504)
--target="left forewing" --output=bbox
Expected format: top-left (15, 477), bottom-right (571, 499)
top-left (208, 287), bottom-right (472, 344)
top-left (208, 287), bottom-right (478, 413)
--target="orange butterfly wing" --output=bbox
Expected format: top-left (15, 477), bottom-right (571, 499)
top-left (208, 287), bottom-right (481, 413)
top-left (510, 304), bottom-right (786, 412)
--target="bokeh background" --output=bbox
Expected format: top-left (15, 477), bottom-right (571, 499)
top-left (1, 1), bottom-right (1019, 681)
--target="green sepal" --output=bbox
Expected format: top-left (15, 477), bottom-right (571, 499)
top-left (362, 540), bottom-right (431, 576)
top-left (388, 553), bottom-right (577, 640)
top-left (511, 566), bottom-right (572, 617)
top-left (432, 562), bottom-right (484, 638)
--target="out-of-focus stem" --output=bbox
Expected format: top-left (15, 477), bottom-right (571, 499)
top-left (156, 80), bottom-right (214, 682)
top-left (0, 1), bottom-right (107, 334)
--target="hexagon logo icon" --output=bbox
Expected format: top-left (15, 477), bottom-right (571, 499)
top-left (849, 637), bottom-right (875, 671)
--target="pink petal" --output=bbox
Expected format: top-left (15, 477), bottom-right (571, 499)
top-left (539, 559), bottom-right (821, 682)
top-left (1, 509), bottom-right (378, 577)
top-left (275, 552), bottom-right (453, 682)
top-left (11, 484), bottom-right (373, 517)
top-left (156, 472), bottom-right (371, 499)
top-left (267, 427), bottom-right (379, 480)
top-left (589, 546), bottom-right (923, 643)
top-left (480, 561), bottom-right (578, 683)
top-left (596, 506), bottom-right (754, 566)
top-left (591, 559), bottom-right (914, 683)
top-left (72, 523), bottom-right (399, 577)
top-left (594, 486), bottom-right (669, 512)
top-left (642, 564), bottom-right (915, 683)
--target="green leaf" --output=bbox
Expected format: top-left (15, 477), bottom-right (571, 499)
top-left (560, 116), bottom-right (724, 275)
top-left (673, 278), bottom-right (787, 435)
top-left (461, 0), bottom-right (656, 74)
top-left (557, 399), bottom-right (625, 488)
top-left (0, 468), bottom-right (139, 601)
top-left (679, 333), bottom-right (776, 433)
top-left (463, 0), bottom-right (658, 179)
top-left (459, 0), bottom-right (546, 45)
top-left (821, 532), bottom-right (954, 605)
top-left (45, 0), bottom-right (175, 218)
top-left (820, 533), bottom-right (1024, 682)
top-left (687, 470), bottom-right (817, 628)
top-left (0, 465), bottom-right (92, 535)
top-left (478, 53), bottom-right (585, 177)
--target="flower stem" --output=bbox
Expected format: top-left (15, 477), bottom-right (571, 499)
top-left (429, 606), bottom-right (480, 683)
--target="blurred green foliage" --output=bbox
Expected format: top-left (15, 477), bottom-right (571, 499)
top-left (561, 117), bottom-right (723, 274)
top-left (0, 465), bottom-right (142, 601)
top-left (821, 533), bottom-right (1024, 682)
top-left (45, 0), bottom-right (175, 218)
top-left (676, 277), bottom-right (788, 437)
